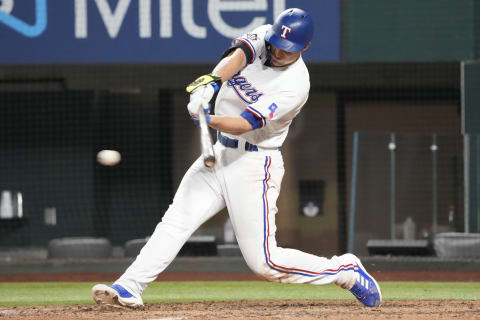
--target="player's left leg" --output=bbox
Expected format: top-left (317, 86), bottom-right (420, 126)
top-left (223, 152), bottom-right (381, 307)
top-left (93, 155), bottom-right (226, 308)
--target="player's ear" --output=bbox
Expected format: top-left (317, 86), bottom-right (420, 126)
top-left (301, 42), bottom-right (311, 52)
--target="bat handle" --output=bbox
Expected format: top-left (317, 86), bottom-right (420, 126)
top-left (198, 102), bottom-right (216, 168)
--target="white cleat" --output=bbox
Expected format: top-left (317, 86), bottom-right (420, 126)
top-left (92, 284), bottom-right (144, 309)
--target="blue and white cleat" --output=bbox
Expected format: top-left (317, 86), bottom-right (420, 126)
top-left (349, 255), bottom-right (382, 307)
top-left (92, 283), bottom-right (144, 309)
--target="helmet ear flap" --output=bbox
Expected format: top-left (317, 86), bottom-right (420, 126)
top-left (265, 8), bottom-right (314, 53)
top-left (302, 42), bottom-right (312, 52)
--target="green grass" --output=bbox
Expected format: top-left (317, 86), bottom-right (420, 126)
top-left (0, 281), bottom-right (479, 307)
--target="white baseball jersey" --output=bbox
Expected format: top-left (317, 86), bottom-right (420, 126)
top-left (215, 24), bottom-right (310, 149)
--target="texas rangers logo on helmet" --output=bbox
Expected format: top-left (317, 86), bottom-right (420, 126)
top-left (280, 25), bottom-right (292, 39)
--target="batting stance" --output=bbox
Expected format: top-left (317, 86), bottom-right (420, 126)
top-left (92, 8), bottom-right (382, 308)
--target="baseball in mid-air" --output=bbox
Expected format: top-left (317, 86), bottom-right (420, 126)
top-left (97, 149), bottom-right (121, 166)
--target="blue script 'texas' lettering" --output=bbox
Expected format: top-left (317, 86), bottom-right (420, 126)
top-left (226, 73), bottom-right (263, 104)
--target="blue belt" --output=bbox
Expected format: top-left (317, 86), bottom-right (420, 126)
top-left (218, 132), bottom-right (279, 152)
top-left (218, 132), bottom-right (239, 149)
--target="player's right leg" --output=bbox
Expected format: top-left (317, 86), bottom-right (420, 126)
top-left (92, 156), bottom-right (225, 308)
top-left (223, 153), bottom-right (381, 307)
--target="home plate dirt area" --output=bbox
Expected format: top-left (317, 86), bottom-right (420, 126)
top-left (1, 300), bottom-right (480, 320)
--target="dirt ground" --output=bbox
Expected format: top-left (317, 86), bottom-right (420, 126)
top-left (0, 271), bottom-right (479, 320)
top-left (1, 300), bottom-right (480, 320)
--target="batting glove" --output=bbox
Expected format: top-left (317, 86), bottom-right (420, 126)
top-left (186, 73), bottom-right (221, 126)
top-left (188, 101), bottom-right (211, 126)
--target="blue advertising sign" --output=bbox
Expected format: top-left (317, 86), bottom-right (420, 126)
top-left (0, 0), bottom-right (340, 63)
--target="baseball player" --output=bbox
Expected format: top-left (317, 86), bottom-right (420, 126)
top-left (92, 8), bottom-right (382, 309)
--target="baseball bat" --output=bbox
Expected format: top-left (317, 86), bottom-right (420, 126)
top-left (198, 101), bottom-right (216, 168)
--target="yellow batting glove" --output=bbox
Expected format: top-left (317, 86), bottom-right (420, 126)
top-left (186, 73), bottom-right (222, 93)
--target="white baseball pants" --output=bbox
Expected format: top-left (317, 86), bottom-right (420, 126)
top-left (116, 140), bottom-right (357, 298)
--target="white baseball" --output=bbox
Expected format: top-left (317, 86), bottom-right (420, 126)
top-left (0, 0), bottom-right (14, 14)
top-left (97, 150), bottom-right (121, 166)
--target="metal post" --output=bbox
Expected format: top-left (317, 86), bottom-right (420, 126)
top-left (431, 134), bottom-right (438, 234)
top-left (477, 135), bottom-right (480, 232)
top-left (463, 134), bottom-right (480, 233)
top-left (348, 132), bottom-right (359, 253)
top-left (464, 134), bottom-right (470, 233)
top-left (389, 133), bottom-right (396, 239)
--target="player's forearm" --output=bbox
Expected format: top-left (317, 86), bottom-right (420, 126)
top-left (212, 48), bottom-right (246, 83)
top-left (208, 115), bottom-right (252, 135)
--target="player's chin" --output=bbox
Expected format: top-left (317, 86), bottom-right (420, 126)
top-left (270, 57), bottom-right (281, 67)
top-left (271, 57), bottom-right (295, 67)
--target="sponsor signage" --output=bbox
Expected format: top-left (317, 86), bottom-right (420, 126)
top-left (0, 0), bottom-right (340, 63)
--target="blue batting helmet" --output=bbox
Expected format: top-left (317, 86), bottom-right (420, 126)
top-left (265, 8), bottom-right (314, 53)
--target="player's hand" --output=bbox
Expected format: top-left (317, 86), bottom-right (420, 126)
top-left (187, 84), bottom-right (216, 123)
top-left (189, 82), bottom-right (217, 107)
top-left (187, 100), bottom-right (211, 126)
top-left (186, 73), bottom-right (221, 125)
top-left (186, 74), bottom-right (221, 108)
